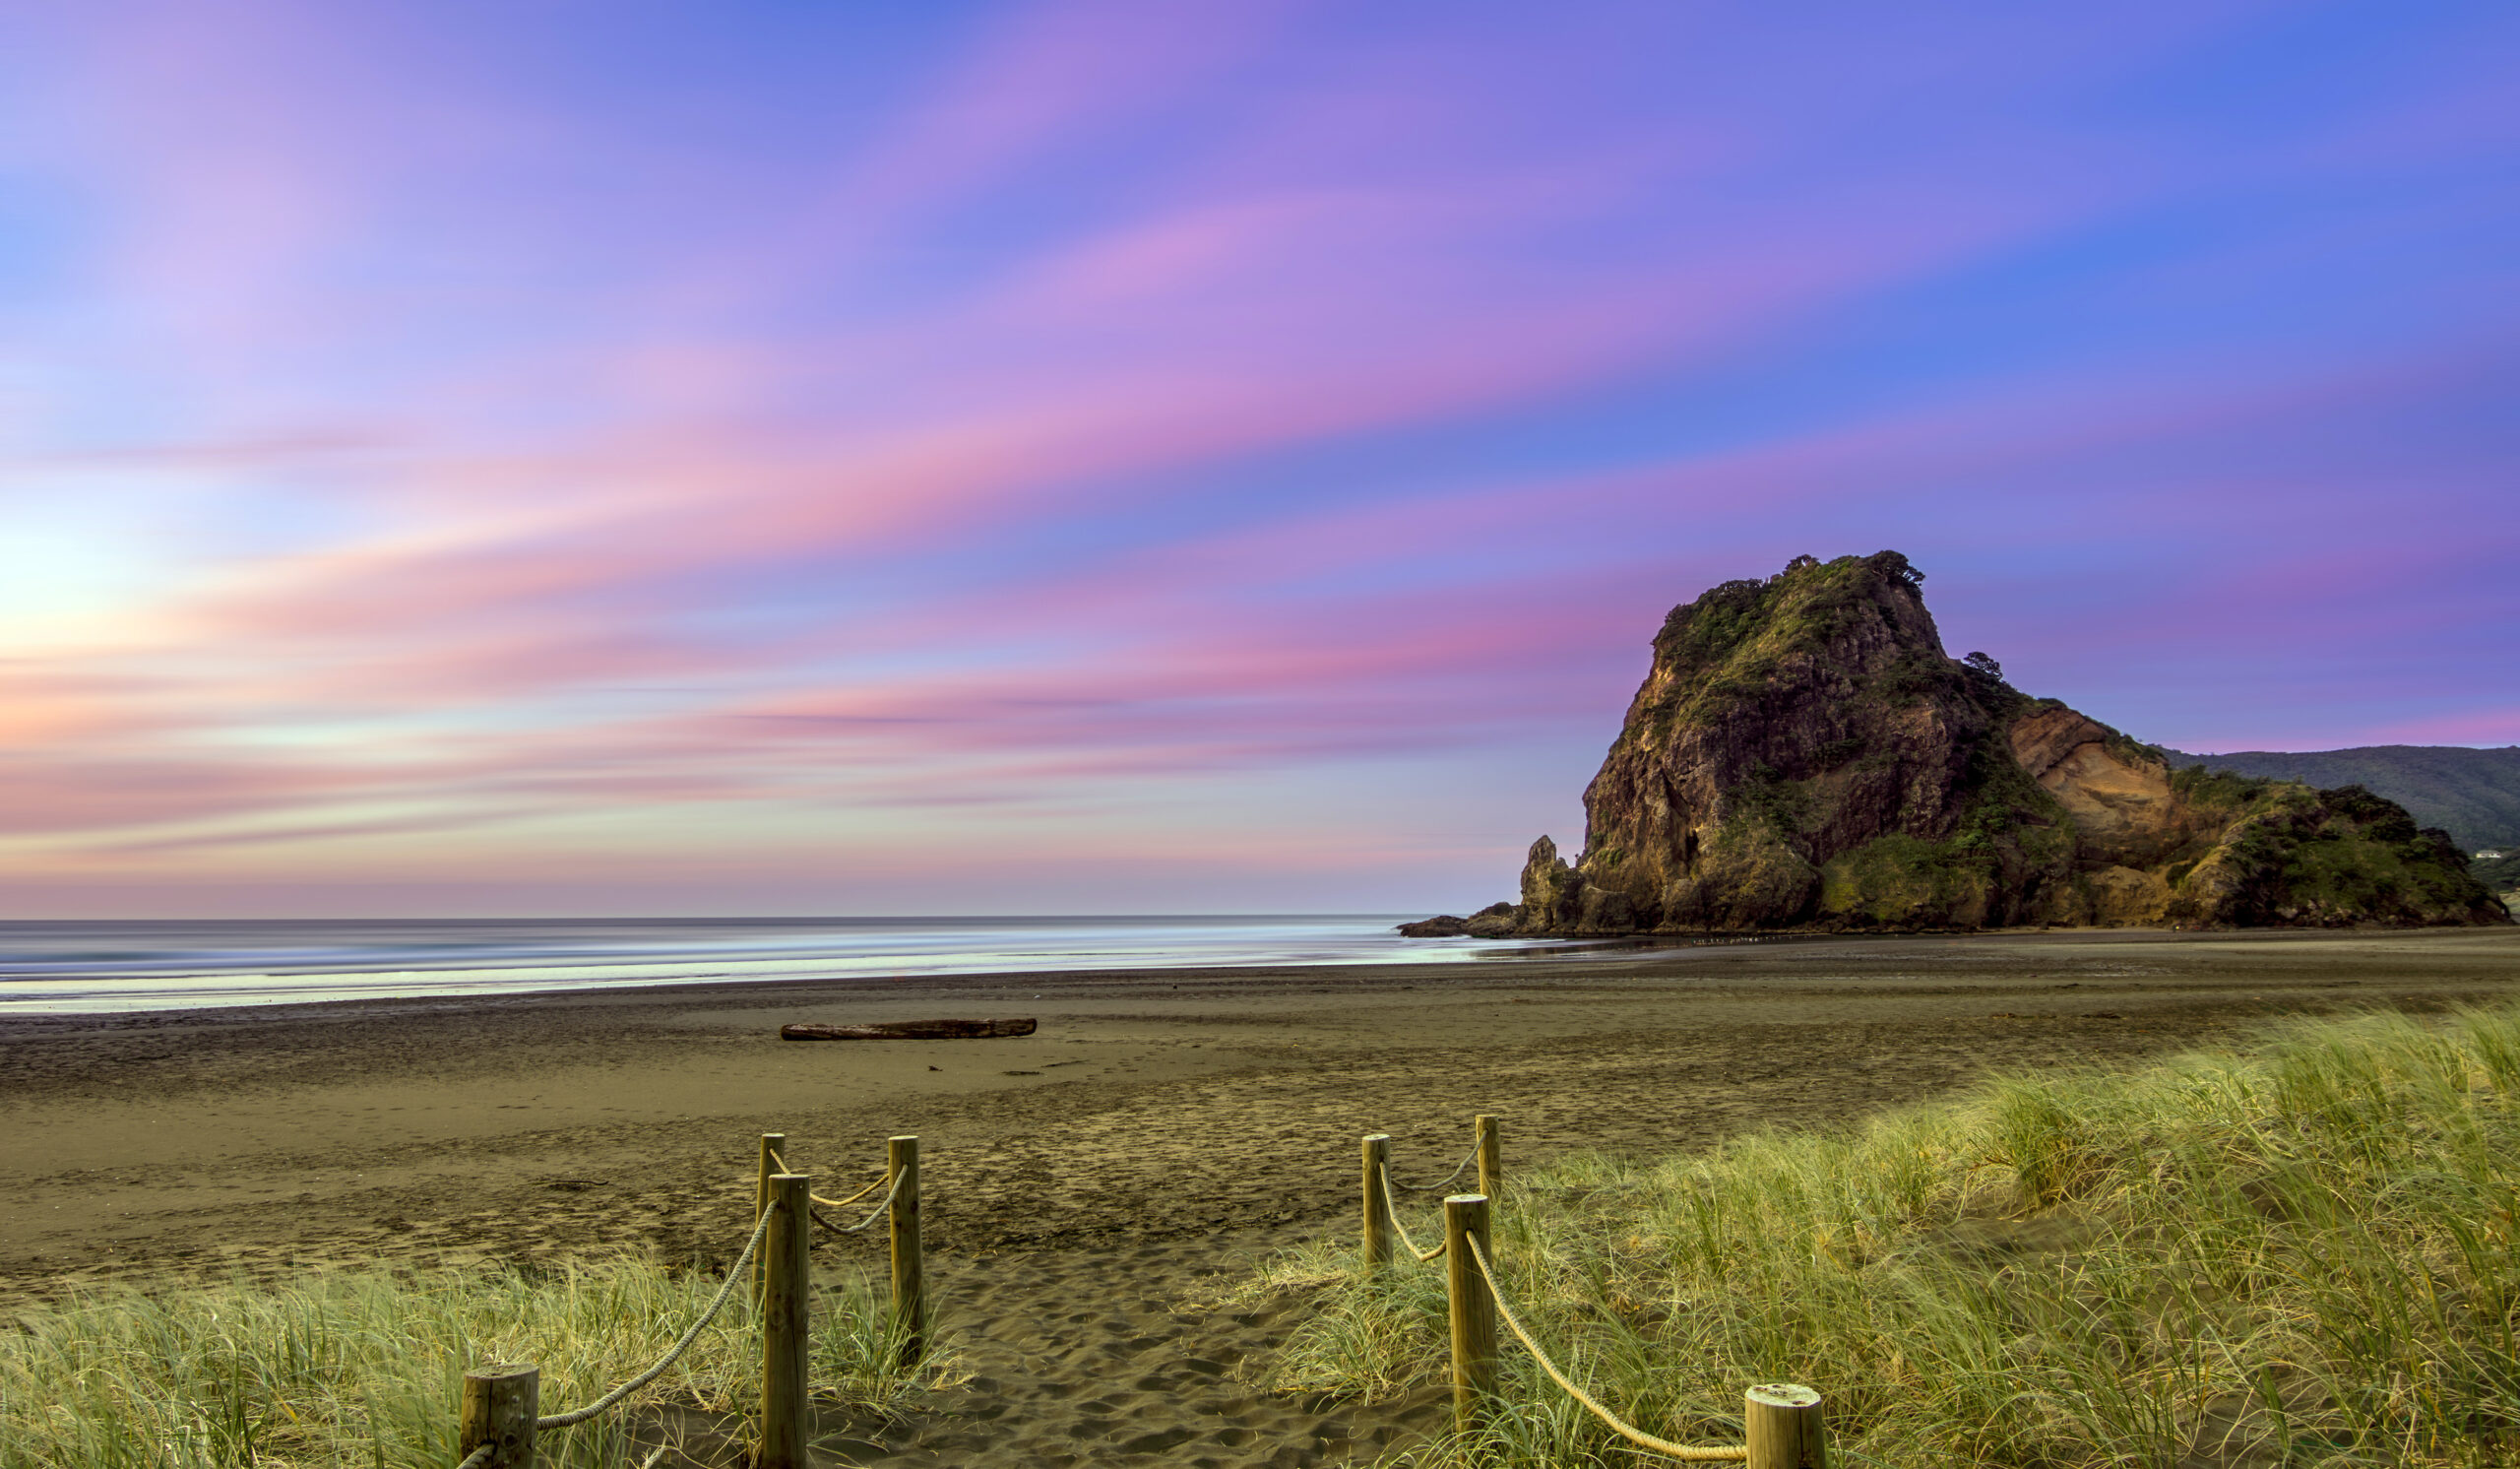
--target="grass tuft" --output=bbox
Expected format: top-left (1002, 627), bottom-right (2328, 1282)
top-left (1263, 1006), bottom-right (2520, 1466)
top-left (0, 1256), bottom-right (941, 1467)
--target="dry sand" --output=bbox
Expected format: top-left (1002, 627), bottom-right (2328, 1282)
top-left (5, 926), bottom-right (2517, 1464)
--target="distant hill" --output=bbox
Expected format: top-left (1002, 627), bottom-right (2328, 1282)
top-left (2160, 746), bottom-right (2520, 853)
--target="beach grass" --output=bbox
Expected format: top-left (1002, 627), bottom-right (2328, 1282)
top-left (0, 1255), bottom-right (935, 1467)
top-left (1255, 1005), bottom-right (2520, 1466)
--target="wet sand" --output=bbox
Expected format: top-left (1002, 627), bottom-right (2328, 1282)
top-left (5, 926), bottom-right (2516, 1464)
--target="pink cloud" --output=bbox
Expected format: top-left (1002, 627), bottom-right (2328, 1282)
top-left (65, 139), bottom-right (2096, 749)
top-left (0, 753), bottom-right (367, 837)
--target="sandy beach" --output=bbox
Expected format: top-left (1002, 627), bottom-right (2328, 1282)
top-left (6, 926), bottom-right (2517, 1464)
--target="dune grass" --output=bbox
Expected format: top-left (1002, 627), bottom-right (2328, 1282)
top-left (0, 1255), bottom-right (939, 1468)
top-left (1258, 1006), bottom-right (2520, 1467)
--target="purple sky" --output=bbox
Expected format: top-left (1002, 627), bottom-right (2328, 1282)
top-left (2, 2), bottom-right (2515, 917)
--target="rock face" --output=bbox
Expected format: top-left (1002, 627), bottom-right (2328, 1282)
top-left (1449, 552), bottom-right (2506, 935)
top-left (1396, 902), bottom-right (1516, 938)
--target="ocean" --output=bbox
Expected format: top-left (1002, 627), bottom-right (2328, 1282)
top-left (0, 915), bottom-right (1587, 1015)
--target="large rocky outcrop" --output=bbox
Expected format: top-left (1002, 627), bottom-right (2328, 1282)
top-left (1446, 552), bottom-right (2505, 934)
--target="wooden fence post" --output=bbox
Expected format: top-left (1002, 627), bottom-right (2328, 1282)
top-left (1444, 1193), bottom-right (1496, 1434)
top-left (1745, 1383), bottom-right (1826, 1469)
top-left (760, 1173), bottom-right (811, 1469)
top-left (1360, 1134), bottom-right (1393, 1270)
top-left (889, 1134), bottom-right (925, 1367)
top-left (459, 1364), bottom-right (538, 1469)
top-left (1474, 1114), bottom-right (1500, 1197)
top-left (753, 1132), bottom-right (786, 1304)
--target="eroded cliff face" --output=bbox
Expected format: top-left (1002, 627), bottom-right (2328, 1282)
top-left (2005, 707), bottom-right (2194, 925)
top-left (1484, 552), bottom-right (2505, 934)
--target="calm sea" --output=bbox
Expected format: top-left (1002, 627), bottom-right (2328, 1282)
top-left (0, 916), bottom-right (1585, 1015)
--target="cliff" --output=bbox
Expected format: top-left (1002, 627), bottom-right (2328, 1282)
top-left (1465, 552), bottom-right (2505, 934)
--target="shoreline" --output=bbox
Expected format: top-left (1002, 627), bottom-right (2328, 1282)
top-left (0, 923), bottom-right (2326, 1029)
top-left (9, 926), bottom-right (2516, 1280)
top-left (0, 954), bottom-right (1569, 1031)
top-left (0, 912), bottom-right (1603, 1018)
top-left (0, 941), bottom-right (1712, 1031)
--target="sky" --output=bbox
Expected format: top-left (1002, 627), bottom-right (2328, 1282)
top-left (1, 2), bottom-right (2515, 918)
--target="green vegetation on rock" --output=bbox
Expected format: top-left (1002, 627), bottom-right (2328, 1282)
top-left (2165, 744), bottom-right (2520, 852)
top-left (1816, 833), bottom-right (1990, 927)
top-left (2170, 783), bottom-right (2499, 927)
top-left (2464, 850), bottom-right (2520, 892)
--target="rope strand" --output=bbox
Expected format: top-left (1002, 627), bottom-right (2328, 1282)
top-left (811, 1174), bottom-right (885, 1210)
top-left (814, 1165), bottom-right (909, 1234)
top-left (1390, 1141), bottom-right (1480, 1192)
top-left (535, 1203), bottom-right (774, 1431)
top-left (1464, 1234), bottom-right (1746, 1462)
top-left (769, 1143), bottom-right (888, 1211)
top-left (1377, 1169), bottom-right (1446, 1263)
top-left (490, 1143), bottom-right (898, 1444)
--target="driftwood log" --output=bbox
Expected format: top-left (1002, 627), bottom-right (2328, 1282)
top-left (780, 1018), bottom-right (1039, 1042)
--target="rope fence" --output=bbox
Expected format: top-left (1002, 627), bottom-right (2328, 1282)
top-left (445, 1106), bottom-right (1817, 1466)
top-left (767, 1144), bottom-right (889, 1212)
top-left (813, 1166), bottom-right (911, 1236)
top-left (454, 1131), bottom-right (926, 1469)
top-left (1365, 1117), bottom-right (1827, 1466)
top-left (533, 1205), bottom-right (773, 1432)
top-left (1464, 1234), bottom-right (1748, 1463)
